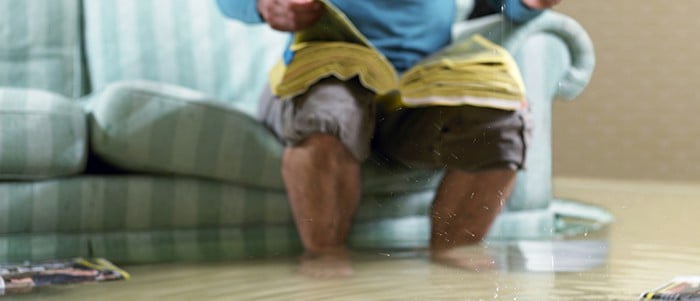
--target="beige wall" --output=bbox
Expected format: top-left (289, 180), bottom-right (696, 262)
top-left (551, 1), bottom-right (700, 182)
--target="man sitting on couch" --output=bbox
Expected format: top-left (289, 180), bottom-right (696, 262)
top-left (217, 0), bottom-right (562, 277)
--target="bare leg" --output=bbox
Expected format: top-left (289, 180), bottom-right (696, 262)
top-left (282, 134), bottom-right (361, 277)
top-left (430, 168), bottom-right (516, 270)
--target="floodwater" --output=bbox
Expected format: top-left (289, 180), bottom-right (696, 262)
top-left (6, 178), bottom-right (700, 300)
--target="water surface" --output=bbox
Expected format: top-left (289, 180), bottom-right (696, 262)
top-left (6, 178), bottom-right (700, 300)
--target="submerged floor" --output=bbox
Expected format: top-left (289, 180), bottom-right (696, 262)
top-left (7, 178), bottom-right (700, 300)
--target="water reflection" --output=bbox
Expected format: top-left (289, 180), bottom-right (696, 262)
top-left (2, 239), bottom-right (612, 300)
top-left (490, 240), bottom-right (609, 272)
top-left (8, 180), bottom-right (700, 300)
top-left (11, 237), bottom-right (700, 301)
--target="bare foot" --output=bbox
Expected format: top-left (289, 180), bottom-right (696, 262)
top-left (298, 250), bottom-right (354, 278)
top-left (430, 247), bottom-right (496, 272)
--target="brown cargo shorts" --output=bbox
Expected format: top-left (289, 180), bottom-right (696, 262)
top-left (258, 77), bottom-right (531, 172)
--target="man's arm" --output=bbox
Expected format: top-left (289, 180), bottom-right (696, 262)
top-left (217, 0), bottom-right (322, 31)
top-left (468, 0), bottom-right (561, 23)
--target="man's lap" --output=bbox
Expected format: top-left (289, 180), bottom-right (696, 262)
top-left (258, 77), bottom-right (531, 171)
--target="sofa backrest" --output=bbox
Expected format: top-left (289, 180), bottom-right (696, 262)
top-left (81, 0), bottom-right (477, 115)
top-left (82, 0), bottom-right (288, 115)
top-left (0, 0), bottom-right (85, 98)
top-left (1, 0), bottom-right (476, 112)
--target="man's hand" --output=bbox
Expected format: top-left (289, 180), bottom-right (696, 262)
top-left (521, 0), bottom-right (562, 9)
top-left (257, 0), bottom-right (323, 32)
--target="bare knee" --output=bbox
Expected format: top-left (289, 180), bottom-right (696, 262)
top-left (282, 134), bottom-right (358, 174)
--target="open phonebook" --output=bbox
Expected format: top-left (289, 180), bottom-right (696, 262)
top-left (269, 0), bottom-right (526, 111)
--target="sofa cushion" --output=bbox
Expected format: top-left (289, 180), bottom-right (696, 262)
top-left (89, 81), bottom-right (441, 193)
top-left (82, 0), bottom-right (288, 115)
top-left (0, 176), bottom-right (611, 263)
top-left (0, 0), bottom-right (84, 98)
top-left (0, 176), bottom-right (435, 236)
top-left (0, 88), bottom-right (87, 179)
top-left (89, 81), bottom-right (285, 189)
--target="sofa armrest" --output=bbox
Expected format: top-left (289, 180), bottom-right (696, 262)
top-left (453, 11), bottom-right (595, 100)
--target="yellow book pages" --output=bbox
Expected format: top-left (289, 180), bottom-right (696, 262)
top-left (402, 94), bottom-right (525, 110)
top-left (402, 85), bottom-right (522, 99)
top-left (269, 0), bottom-right (396, 99)
top-left (402, 84), bottom-right (523, 100)
top-left (269, 0), bottom-right (526, 111)
top-left (397, 34), bottom-right (526, 109)
top-left (401, 70), bottom-right (520, 88)
top-left (413, 35), bottom-right (512, 68)
top-left (270, 42), bottom-right (397, 98)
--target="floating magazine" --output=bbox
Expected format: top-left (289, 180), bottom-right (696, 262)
top-left (0, 258), bottom-right (129, 295)
top-left (640, 276), bottom-right (700, 300)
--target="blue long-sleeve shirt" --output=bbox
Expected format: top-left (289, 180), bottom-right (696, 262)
top-left (217, 0), bottom-right (543, 71)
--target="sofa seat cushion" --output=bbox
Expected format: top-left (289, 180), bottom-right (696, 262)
top-left (0, 0), bottom-right (84, 98)
top-left (0, 88), bottom-right (87, 179)
top-left (89, 81), bottom-right (441, 194)
top-left (89, 81), bottom-right (285, 190)
top-left (0, 176), bottom-right (611, 263)
top-left (82, 0), bottom-right (287, 115)
top-left (0, 176), bottom-right (434, 236)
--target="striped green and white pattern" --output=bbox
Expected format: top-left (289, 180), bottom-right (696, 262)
top-left (0, 234), bottom-right (91, 263)
top-left (0, 0), bottom-right (84, 98)
top-left (88, 80), bottom-right (442, 193)
top-left (0, 88), bottom-right (86, 179)
top-left (0, 176), bottom-right (437, 236)
top-left (8, 219), bottom-right (424, 263)
top-left (89, 81), bottom-right (285, 190)
top-left (0, 174), bottom-right (612, 263)
top-left (0, 175), bottom-right (434, 263)
top-left (82, 0), bottom-right (288, 116)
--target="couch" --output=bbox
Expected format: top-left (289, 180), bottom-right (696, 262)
top-left (0, 0), bottom-right (611, 264)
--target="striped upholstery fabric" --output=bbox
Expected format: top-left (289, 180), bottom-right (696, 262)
top-left (0, 234), bottom-right (90, 263)
top-left (89, 81), bottom-right (285, 189)
top-left (0, 88), bottom-right (87, 179)
top-left (86, 218), bottom-right (428, 263)
top-left (0, 176), bottom-right (433, 263)
top-left (89, 80), bottom-right (441, 193)
top-left (82, 0), bottom-right (288, 115)
top-left (0, 176), bottom-right (611, 263)
top-left (0, 176), bottom-right (435, 236)
top-left (0, 0), bottom-right (84, 98)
